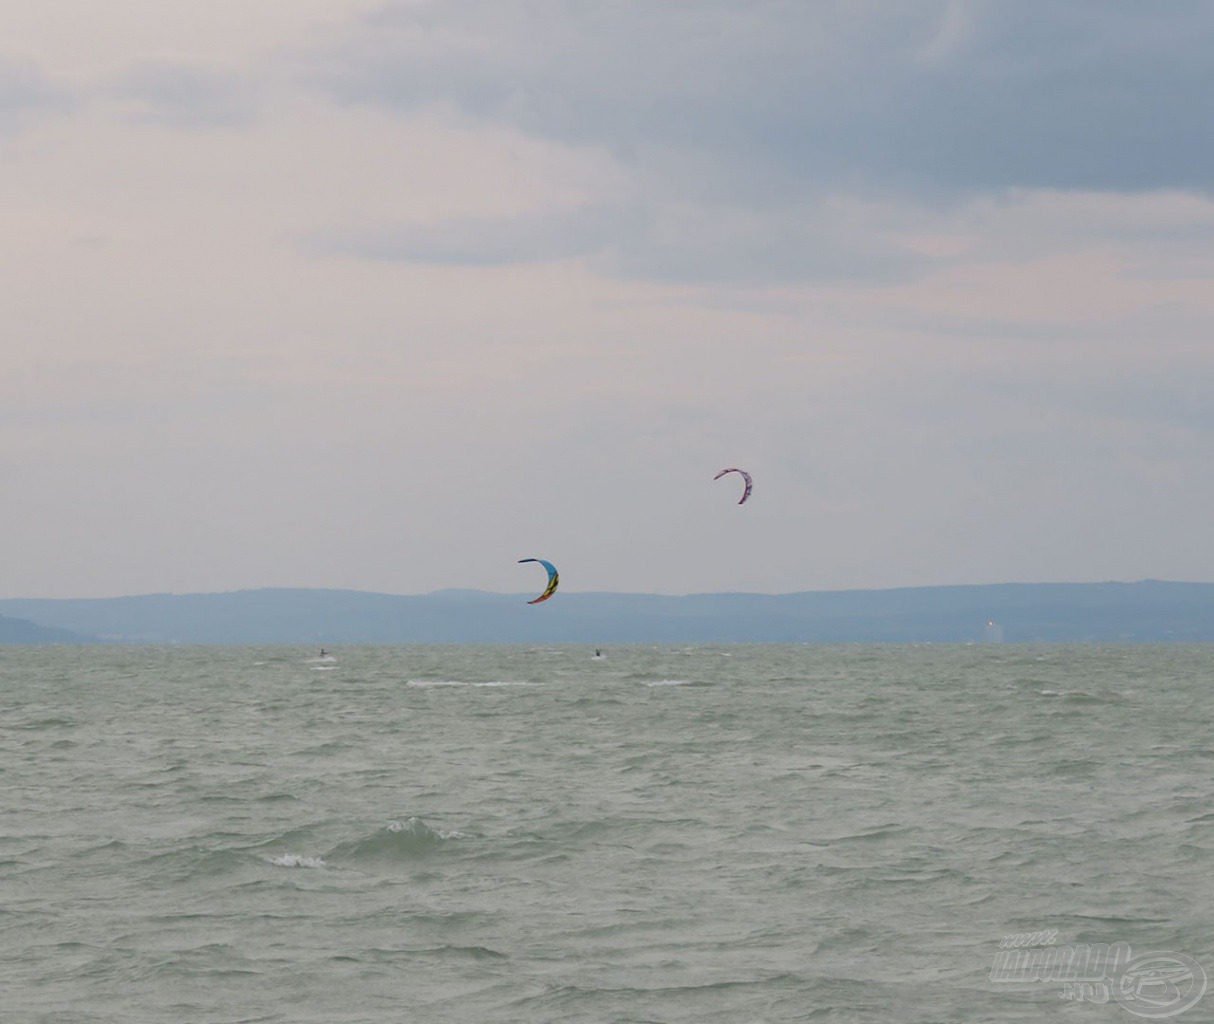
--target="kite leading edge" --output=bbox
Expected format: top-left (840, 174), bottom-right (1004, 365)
top-left (713, 467), bottom-right (753, 505)
top-left (518, 558), bottom-right (560, 604)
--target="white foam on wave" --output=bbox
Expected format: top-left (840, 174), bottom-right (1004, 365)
top-left (387, 818), bottom-right (467, 840)
top-left (644, 679), bottom-right (690, 687)
top-left (311, 665), bottom-right (337, 671)
top-left (269, 854), bottom-right (326, 868)
top-left (406, 680), bottom-right (535, 688)
top-left (1039, 689), bottom-right (1063, 697)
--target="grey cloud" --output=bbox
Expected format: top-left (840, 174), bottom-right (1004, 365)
top-left (977, 362), bottom-right (1214, 445)
top-left (310, 207), bottom-right (613, 266)
top-left (0, 56), bottom-right (71, 132)
top-left (312, 0), bottom-right (1214, 196)
top-left (112, 64), bottom-right (260, 129)
top-left (308, 197), bottom-right (926, 284)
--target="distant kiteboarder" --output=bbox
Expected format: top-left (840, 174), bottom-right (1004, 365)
top-left (518, 558), bottom-right (559, 604)
top-left (714, 467), bottom-right (753, 505)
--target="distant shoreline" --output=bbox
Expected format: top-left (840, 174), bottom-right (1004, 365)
top-left (3, 580), bottom-right (1213, 644)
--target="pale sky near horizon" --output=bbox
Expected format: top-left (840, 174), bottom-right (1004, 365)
top-left (4, 1), bottom-right (1214, 599)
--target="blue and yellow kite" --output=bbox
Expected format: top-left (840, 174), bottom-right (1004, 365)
top-left (518, 558), bottom-right (559, 604)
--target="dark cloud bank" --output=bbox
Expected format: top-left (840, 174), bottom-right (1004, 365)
top-left (301, 1), bottom-right (1214, 278)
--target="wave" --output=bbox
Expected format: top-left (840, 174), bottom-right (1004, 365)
top-left (406, 679), bottom-right (535, 688)
top-left (326, 818), bottom-right (465, 864)
top-left (267, 854), bottom-right (326, 868)
top-left (826, 823), bottom-right (912, 843)
top-left (568, 695), bottom-right (625, 707)
top-left (128, 845), bottom-right (251, 882)
top-left (343, 944), bottom-right (508, 963)
top-left (1061, 691), bottom-right (1108, 703)
top-left (13, 717), bottom-right (77, 730)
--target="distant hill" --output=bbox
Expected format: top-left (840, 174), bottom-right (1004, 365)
top-left (1, 580), bottom-right (1213, 644)
top-left (0, 614), bottom-right (97, 644)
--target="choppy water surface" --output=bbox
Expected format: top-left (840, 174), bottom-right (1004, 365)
top-left (2, 644), bottom-right (1212, 1022)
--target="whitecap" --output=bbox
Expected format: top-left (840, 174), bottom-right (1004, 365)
top-left (406, 680), bottom-right (534, 688)
top-left (386, 818), bottom-right (466, 840)
top-left (269, 854), bottom-right (326, 868)
top-left (374, 817), bottom-right (467, 845)
top-left (644, 679), bottom-right (689, 687)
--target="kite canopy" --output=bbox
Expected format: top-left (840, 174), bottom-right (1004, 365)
top-left (713, 467), bottom-right (753, 505)
top-left (518, 558), bottom-right (560, 604)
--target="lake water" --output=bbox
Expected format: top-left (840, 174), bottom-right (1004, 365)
top-left (2, 644), bottom-right (1211, 1022)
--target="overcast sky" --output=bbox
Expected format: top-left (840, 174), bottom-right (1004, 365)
top-left (4, 1), bottom-right (1214, 598)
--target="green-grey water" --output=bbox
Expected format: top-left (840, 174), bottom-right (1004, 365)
top-left (2, 644), bottom-right (1211, 1022)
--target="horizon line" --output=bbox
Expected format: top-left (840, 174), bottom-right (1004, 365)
top-left (1, 578), bottom-right (1205, 603)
